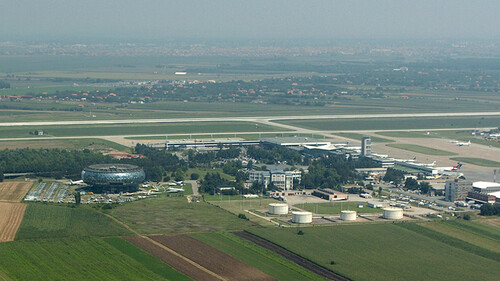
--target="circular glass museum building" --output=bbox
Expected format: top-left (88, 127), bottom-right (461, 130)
top-left (82, 164), bottom-right (145, 191)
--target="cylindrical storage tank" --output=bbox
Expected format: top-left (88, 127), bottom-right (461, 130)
top-left (268, 203), bottom-right (289, 215)
top-left (383, 207), bottom-right (403, 220)
top-left (340, 210), bottom-right (357, 221)
top-left (292, 211), bottom-right (313, 224)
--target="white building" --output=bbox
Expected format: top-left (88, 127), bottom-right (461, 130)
top-left (248, 170), bottom-right (301, 190)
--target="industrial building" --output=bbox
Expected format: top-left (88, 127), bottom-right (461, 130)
top-left (467, 181), bottom-right (500, 203)
top-left (248, 169), bottom-right (301, 190)
top-left (81, 164), bottom-right (145, 192)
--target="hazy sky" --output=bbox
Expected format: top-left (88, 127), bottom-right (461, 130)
top-left (1, 0), bottom-right (499, 41)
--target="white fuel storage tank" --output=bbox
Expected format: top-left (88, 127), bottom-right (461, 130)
top-left (291, 211), bottom-right (313, 224)
top-left (268, 203), bottom-right (289, 215)
top-left (383, 207), bottom-right (403, 220)
top-left (340, 210), bottom-right (357, 221)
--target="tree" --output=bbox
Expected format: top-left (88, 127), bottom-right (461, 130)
top-left (419, 182), bottom-right (432, 194)
top-left (0, 171), bottom-right (3, 182)
top-left (463, 214), bottom-right (471, 220)
top-left (190, 173), bottom-right (199, 180)
top-left (74, 191), bottom-right (81, 205)
top-left (404, 178), bottom-right (419, 190)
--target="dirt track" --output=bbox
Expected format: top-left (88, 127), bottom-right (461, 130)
top-left (234, 231), bottom-right (351, 281)
top-left (0, 203), bottom-right (27, 242)
top-left (150, 234), bottom-right (276, 281)
top-left (0, 182), bottom-right (32, 202)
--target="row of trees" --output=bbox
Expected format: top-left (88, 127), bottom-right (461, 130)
top-left (480, 203), bottom-right (500, 216)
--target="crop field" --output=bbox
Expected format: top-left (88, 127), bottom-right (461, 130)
top-left (419, 221), bottom-right (500, 253)
top-left (16, 204), bottom-right (133, 240)
top-left (299, 202), bottom-right (382, 214)
top-left (0, 182), bottom-right (32, 202)
top-left (0, 203), bottom-right (27, 242)
top-left (276, 116), bottom-right (500, 131)
top-left (249, 223), bottom-right (500, 281)
top-left (110, 196), bottom-right (257, 234)
top-left (150, 234), bottom-right (275, 281)
top-left (0, 121), bottom-right (285, 138)
top-left (207, 198), bottom-right (280, 226)
top-left (0, 238), bottom-right (175, 280)
top-left (475, 217), bottom-right (500, 229)
top-left (333, 132), bottom-right (394, 143)
top-left (386, 143), bottom-right (457, 156)
top-left (450, 157), bottom-right (500, 167)
top-left (103, 237), bottom-right (192, 281)
top-left (191, 232), bottom-right (327, 281)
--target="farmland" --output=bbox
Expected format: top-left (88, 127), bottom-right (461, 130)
top-left (0, 203), bottom-right (27, 242)
top-left (0, 121), bottom-right (285, 138)
top-left (249, 223), bottom-right (500, 281)
top-left (450, 157), bottom-right (500, 167)
top-left (276, 116), bottom-right (500, 131)
top-left (0, 182), bottom-right (32, 202)
top-left (110, 196), bottom-right (258, 234)
top-left (299, 202), bottom-right (382, 214)
top-left (386, 143), bottom-right (457, 156)
top-left (16, 204), bottom-right (133, 239)
top-left (0, 238), bottom-right (175, 280)
top-left (191, 232), bottom-right (328, 281)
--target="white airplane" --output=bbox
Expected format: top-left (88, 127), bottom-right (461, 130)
top-left (435, 163), bottom-right (463, 172)
top-left (69, 180), bottom-right (85, 185)
top-left (167, 187), bottom-right (184, 193)
top-left (303, 143), bottom-right (346, 151)
top-left (412, 161), bottom-right (436, 167)
top-left (456, 140), bottom-right (471, 146)
top-left (395, 156), bottom-right (417, 163)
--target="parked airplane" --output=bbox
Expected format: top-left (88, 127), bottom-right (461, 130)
top-left (412, 161), bottom-right (436, 167)
top-left (436, 163), bottom-right (463, 172)
top-left (456, 140), bottom-right (471, 146)
top-left (167, 187), bottom-right (184, 193)
top-left (69, 180), bottom-right (85, 185)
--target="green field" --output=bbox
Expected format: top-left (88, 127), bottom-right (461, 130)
top-left (0, 238), bottom-right (177, 280)
top-left (125, 132), bottom-right (324, 140)
top-left (191, 232), bottom-right (327, 281)
top-left (300, 202), bottom-right (382, 214)
top-left (249, 223), bottom-right (500, 281)
top-left (450, 157), bottom-right (500, 167)
top-left (0, 138), bottom-right (129, 151)
top-left (276, 116), bottom-right (500, 131)
top-left (0, 121), bottom-right (286, 138)
top-left (377, 130), bottom-right (500, 148)
top-left (182, 183), bottom-right (193, 195)
top-left (386, 143), bottom-right (457, 156)
top-left (110, 196), bottom-right (258, 234)
top-left (104, 237), bottom-right (192, 281)
top-left (334, 132), bottom-right (394, 143)
top-left (207, 197), bottom-right (280, 226)
top-left (16, 204), bottom-right (133, 240)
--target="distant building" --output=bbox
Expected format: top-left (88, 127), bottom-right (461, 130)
top-left (361, 136), bottom-right (372, 156)
top-left (248, 169), bottom-right (301, 190)
top-left (445, 179), bottom-right (472, 201)
top-left (467, 181), bottom-right (500, 203)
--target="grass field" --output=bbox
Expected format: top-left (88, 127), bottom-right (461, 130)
top-left (299, 202), bottom-right (382, 214)
top-left (125, 132), bottom-right (324, 141)
top-left (386, 143), bottom-right (457, 156)
top-left (110, 196), bottom-right (258, 234)
top-left (16, 204), bottom-right (133, 240)
top-left (191, 232), bottom-right (327, 281)
top-left (207, 198), bottom-right (279, 226)
top-left (104, 237), bottom-right (192, 281)
top-left (0, 121), bottom-right (285, 138)
top-left (276, 116), bottom-right (500, 131)
top-left (377, 130), bottom-right (500, 148)
top-left (450, 157), bottom-right (500, 167)
top-left (0, 138), bottom-right (129, 151)
top-left (0, 238), bottom-right (174, 280)
top-left (249, 223), bottom-right (500, 281)
top-left (334, 132), bottom-right (394, 143)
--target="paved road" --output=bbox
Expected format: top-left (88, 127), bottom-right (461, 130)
top-left (1, 111), bottom-right (500, 126)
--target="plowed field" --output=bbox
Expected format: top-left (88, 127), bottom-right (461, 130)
top-left (150, 234), bottom-right (276, 281)
top-left (0, 182), bottom-right (32, 202)
top-left (0, 203), bottom-right (27, 242)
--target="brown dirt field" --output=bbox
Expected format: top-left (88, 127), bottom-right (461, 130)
top-left (0, 203), bottom-right (27, 242)
top-left (150, 234), bottom-right (276, 281)
top-left (124, 236), bottom-right (223, 281)
top-left (477, 217), bottom-right (500, 228)
top-left (0, 182), bottom-right (33, 203)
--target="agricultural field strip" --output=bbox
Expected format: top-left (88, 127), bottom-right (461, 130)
top-left (0, 182), bottom-right (32, 203)
top-left (2, 111), bottom-right (500, 126)
top-left (233, 231), bottom-right (350, 281)
top-left (0, 203), bottom-right (27, 242)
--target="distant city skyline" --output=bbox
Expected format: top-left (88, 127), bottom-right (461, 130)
top-left (1, 0), bottom-right (500, 42)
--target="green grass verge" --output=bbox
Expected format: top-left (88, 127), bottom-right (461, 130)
top-left (334, 132), bottom-right (394, 143)
top-left (191, 232), bottom-right (327, 281)
top-left (386, 143), bottom-right (457, 156)
top-left (377, 130), bottom-right (500, 148)
top-left (16, 204), bottom-right (133, 240)
top-left (249, 223), bottom-right (500, 281)
top-left (300, 202), bottom-right (382, 214)
top-left (398, 223), bottom-right (500, 262)
top-left (103, 237), bottom-right (192, 281)
top-left (450, 157), bottom-right (500, 167)
top-left (126, 132), bottom-right (324, 141)
top-left (110, 196), bottom-right (258, 235)
top-left (182, 183), bottom-right (193, 195)
top-left (0, 238), bottom-right (171, 280)
top-left (0, 121), bottom-right (286, 138)
top-left (0, 138), bottom-right (129, 151)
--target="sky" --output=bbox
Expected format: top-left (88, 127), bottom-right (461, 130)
top-left (1, 0), bottom-right (499, 42)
